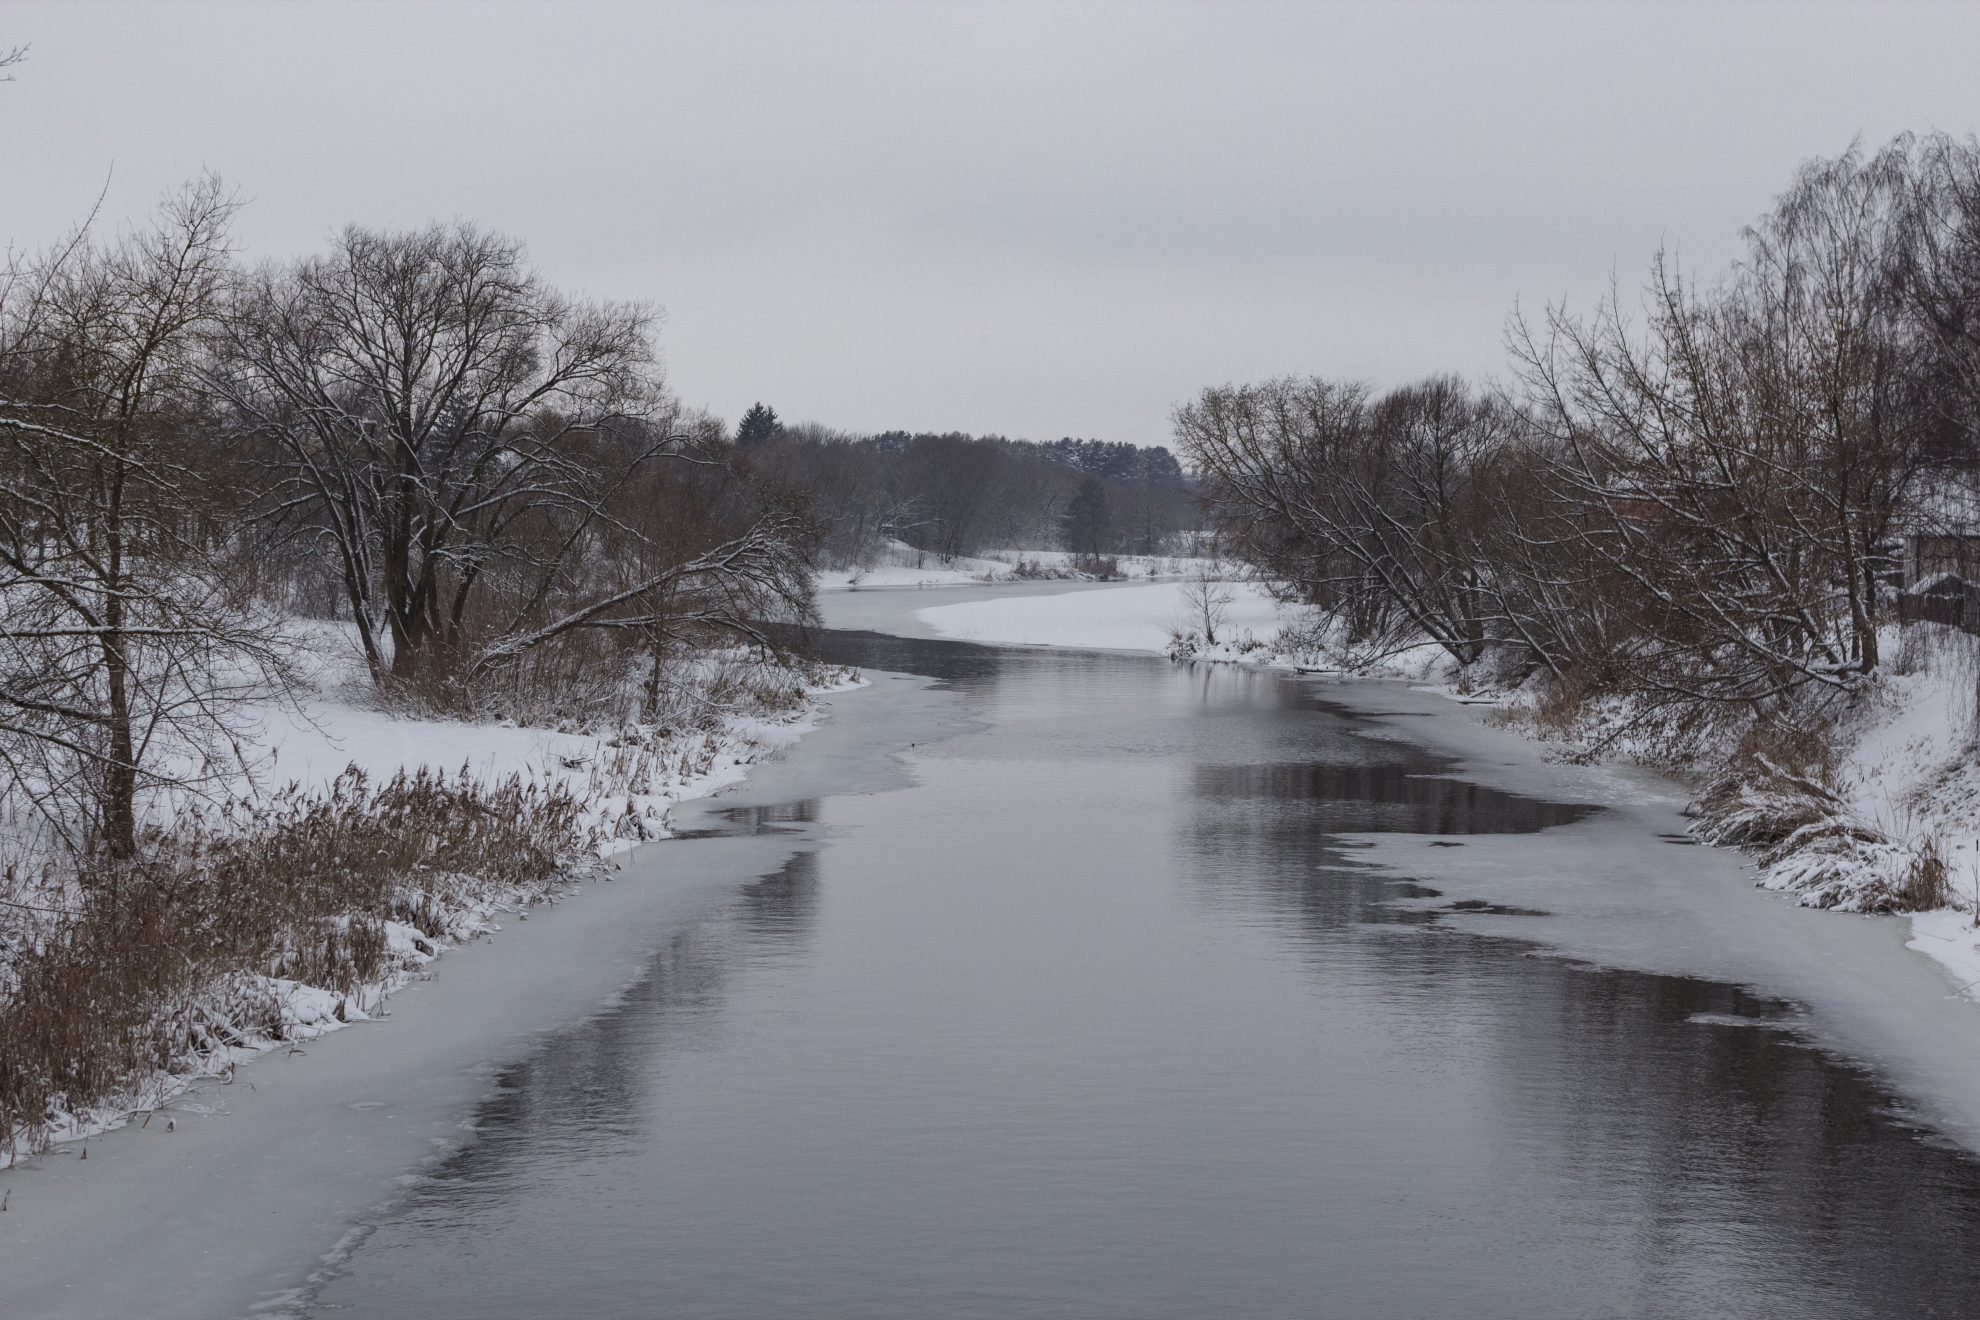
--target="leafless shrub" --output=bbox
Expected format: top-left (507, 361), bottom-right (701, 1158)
top-left (1178, 570), bottom-right (1236, 646)
top-left (1694, 718), bottom-right (1840, 843)
top-left (1687, 718), bottom-right (1943, 912)
top-left (1010, 556), bottom-right (1077, 581)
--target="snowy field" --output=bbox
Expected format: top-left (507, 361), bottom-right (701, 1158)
top-left (916, 579), bottom-right (1282, 651)
top-left (817, 539), bottom-right (1227, 592)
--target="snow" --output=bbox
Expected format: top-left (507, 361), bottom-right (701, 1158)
top-left (258, 689), bottom-right (804, 853)
top-left (236, 618), bottom-right (862, 854)
top-left (916, 579), bottom-right (1283, 652)
top-left (1827, 630), bottom-right (1980, 983)
top-left (1907, 570), bottom-right (1970, 595)
top-left (816, 546), bottom-right (1011, 591)
top-left (816, 539), bottom-right (1229, 592)
top-left (1909, 909), bottom-right (1980, 1000)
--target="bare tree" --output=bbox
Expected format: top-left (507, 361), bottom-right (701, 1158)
top-left (1503, 143), bottom-right (1925, 709)
top-left (1178, 568), bottom-right (1236, 645)
top-left (1895, 132), bottom-right (1980, 475)
top-left (210, 222), bottom-right (811, 690)
top-left (0, 178), bottom-right (290, 859)
top-left (1174, 374), bottom-right (1509, 666)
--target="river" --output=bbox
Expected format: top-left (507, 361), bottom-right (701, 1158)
top-left (300, 608), bottom-right (1980, 1319)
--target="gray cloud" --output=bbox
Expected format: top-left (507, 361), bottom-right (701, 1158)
top-left (6, 0), bottom-right (1976, 444)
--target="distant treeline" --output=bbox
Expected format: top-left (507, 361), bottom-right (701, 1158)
top-left (743, 414), bottom-right (1199, 565)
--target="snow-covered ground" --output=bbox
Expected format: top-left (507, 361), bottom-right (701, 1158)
top-left (917, 578), bottom-right (1281, 650)
top-left (817, 539), bottom-right (1226, 591)
top-left (261, 635), bottom-right (837, 854)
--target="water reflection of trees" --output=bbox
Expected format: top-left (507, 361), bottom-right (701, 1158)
top-left (738, 848), bottom-right (823, 952)
top-left (806, 629), bottom-right (1022, 687)
top-left (378, 922), bottom-right (734, 1239)
top-left (1193, 761), bottom-right (1593, 836)
top-left (378, 846), bottom-right (832, 1234)
top-left (672, 798), bottom-right (819, 840)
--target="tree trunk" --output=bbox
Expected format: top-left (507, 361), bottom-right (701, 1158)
top-left (101, 466), bottom-right (138, 860)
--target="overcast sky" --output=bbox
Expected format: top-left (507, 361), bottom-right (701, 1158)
top-left (6, 1), bottom-right (1978, 446)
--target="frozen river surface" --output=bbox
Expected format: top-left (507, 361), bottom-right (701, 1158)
top-left (302, 616), bottom-right (1980, 1319)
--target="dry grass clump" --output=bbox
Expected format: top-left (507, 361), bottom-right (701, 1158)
top-left (1901, 835), bottom-right (1952, 911)
top-left (0, 766), bottom-right (594, 1158)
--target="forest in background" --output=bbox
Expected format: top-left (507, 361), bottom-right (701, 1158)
top-left (737, 408), bottom-right (1200, 566)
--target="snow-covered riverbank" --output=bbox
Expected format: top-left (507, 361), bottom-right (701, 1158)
top-left (1, 625), bottom-right (863, 1167)
top-left (815, 539), bottom-right (1228, 592)
top-left (916, 578), bottom-right (1280, 650)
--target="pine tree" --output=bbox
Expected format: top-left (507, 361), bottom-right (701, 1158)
top-left (736, 402), bottom-right (782, 447)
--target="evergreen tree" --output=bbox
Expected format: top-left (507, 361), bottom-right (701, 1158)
top-left (736, 402), bottom-right (782, 447)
